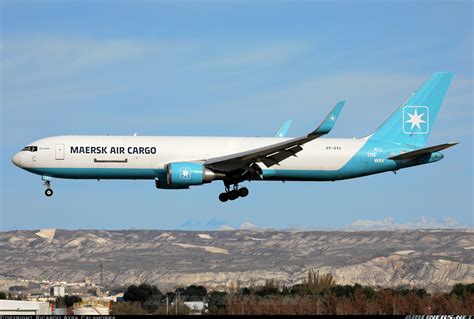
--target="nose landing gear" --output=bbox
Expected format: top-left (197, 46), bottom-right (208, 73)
top-left (219, 184), bottom-right (249, 202)
top-left (45, 188), bottom-right (53, 197)
top-left (42, 176), bottom-right (53, 197)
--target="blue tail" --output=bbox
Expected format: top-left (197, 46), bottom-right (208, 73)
top-left (368, 72), bottom-right (453, 148)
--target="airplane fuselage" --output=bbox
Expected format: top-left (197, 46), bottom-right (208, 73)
top-left (11, 73), bottom-right (455, 201)
top-left (12, 135), bottom-right (442, 182)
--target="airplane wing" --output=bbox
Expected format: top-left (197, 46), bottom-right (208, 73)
top-left (388, 142), bottom-right (458, 161)
top-left (274, 120), bottom-right (292, 137)
top-left (205, 101), bottom-right (345, 173)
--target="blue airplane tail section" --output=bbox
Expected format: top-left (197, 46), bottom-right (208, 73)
top-left (368, 72), bottom-right (453, 148)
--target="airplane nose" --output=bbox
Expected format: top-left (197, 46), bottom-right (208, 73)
top-left (12, 152), bottom-right (22, 167)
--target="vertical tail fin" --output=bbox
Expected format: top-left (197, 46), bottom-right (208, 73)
top-left (368, 72), bottom-right (453, 147)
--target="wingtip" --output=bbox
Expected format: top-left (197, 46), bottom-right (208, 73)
top-left (333, 100), bottom-right (346, 114)
top-left (433, 71), bottom-right (454, 78)
top-left (310, 101), bottom-right (345, 136)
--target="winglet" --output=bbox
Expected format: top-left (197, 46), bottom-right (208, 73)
top-left (310, 101), bottom-right (345, 136)
top-left (274, 120), bottom-right (292, 137)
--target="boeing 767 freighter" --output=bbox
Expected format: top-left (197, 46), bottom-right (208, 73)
top-left (12, 72), bottom-right (457, 202)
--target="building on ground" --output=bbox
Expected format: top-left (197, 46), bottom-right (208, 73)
top-left (0, 300), bottom-right (52, 315)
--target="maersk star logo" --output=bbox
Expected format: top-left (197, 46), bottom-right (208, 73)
top-left (180, 167), bottom-right (191, 179)
top-left (403, 106), bottom-right (429, 134)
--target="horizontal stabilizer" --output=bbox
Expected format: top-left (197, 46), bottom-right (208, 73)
top-left (388, 143), bottom-right (458, 161)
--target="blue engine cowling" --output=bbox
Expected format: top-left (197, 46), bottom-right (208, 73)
top-left (166, 162), bottom-right (222, 187)
top-left (167, 162), bottom-right (204, 186)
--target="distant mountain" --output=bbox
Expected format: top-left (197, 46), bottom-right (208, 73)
top-left (1, 229), bottom-right (473, 292)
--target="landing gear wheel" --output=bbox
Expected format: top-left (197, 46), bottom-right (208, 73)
top-left (238, 187), bottom-right (249, 197)
top-left (42, 177), bottom-right (53, 197)
top-left (219, 192), bottom-right (229, 202)
top-left (220, 182), bottom-right (250, 202)
top-left (228, 190), bottom-right (239, 201)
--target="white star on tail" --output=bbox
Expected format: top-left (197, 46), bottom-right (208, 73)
top-left (405, 109), bottom-right (426, 130)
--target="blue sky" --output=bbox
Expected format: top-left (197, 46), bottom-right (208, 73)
top-left (1, 1), bottom-right (472, 231)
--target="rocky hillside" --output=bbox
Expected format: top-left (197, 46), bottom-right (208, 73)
top-left (1, 229), bottom-right (473, 291)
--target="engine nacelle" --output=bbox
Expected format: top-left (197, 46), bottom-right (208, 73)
top-left (155, 178), bottom-right (189, 189)
top-left (165, 162), bottom-right (223, 187)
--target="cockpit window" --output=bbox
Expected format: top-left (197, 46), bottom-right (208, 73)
top-left (22, 146), bottom-right (38, 152)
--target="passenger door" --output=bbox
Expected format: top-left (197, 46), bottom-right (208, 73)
top-left (55, 144), bottom-right (65, 160)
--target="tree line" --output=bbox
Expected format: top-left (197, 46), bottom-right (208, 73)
top-left (110, 271), bottom-right (474, 315)
top-left (1, 272), bottom-right (471, 315)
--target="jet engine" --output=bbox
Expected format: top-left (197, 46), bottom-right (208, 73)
top-left (155, 162), bottom-right (224, 189)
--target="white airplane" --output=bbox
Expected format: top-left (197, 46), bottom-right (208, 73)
top-left (12, 72), bottom-right (457, 202)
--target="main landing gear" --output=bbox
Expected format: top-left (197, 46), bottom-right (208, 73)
top-left (42, 176), bottom-right (53, 197)
top-left (219, 184), bottom-right (249, 202)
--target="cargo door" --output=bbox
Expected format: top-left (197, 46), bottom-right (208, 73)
top-left (55, 144), bottom-right (65, 160)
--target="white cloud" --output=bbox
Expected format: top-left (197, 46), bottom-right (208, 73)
top-left (348, 216), bottom-right (465, 230)
top-left (351, 217), bottom-right (396, 228)
top-left (1, 36), bottom-right (155, 117)
top-left (239, 222), bottom-right (259, 230)
top-left (217, 218), bottom-right (468, 232)
top-left (0, 36), bottom-right (312, 117)
top-left (2, 36), bottom-right (152, 84)
top-left (217, 222), bottom-right (264, 231)
top-left (192, 40), bottom-right (311, 70)
top-left (218, 225), bottom-right (235, 231)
